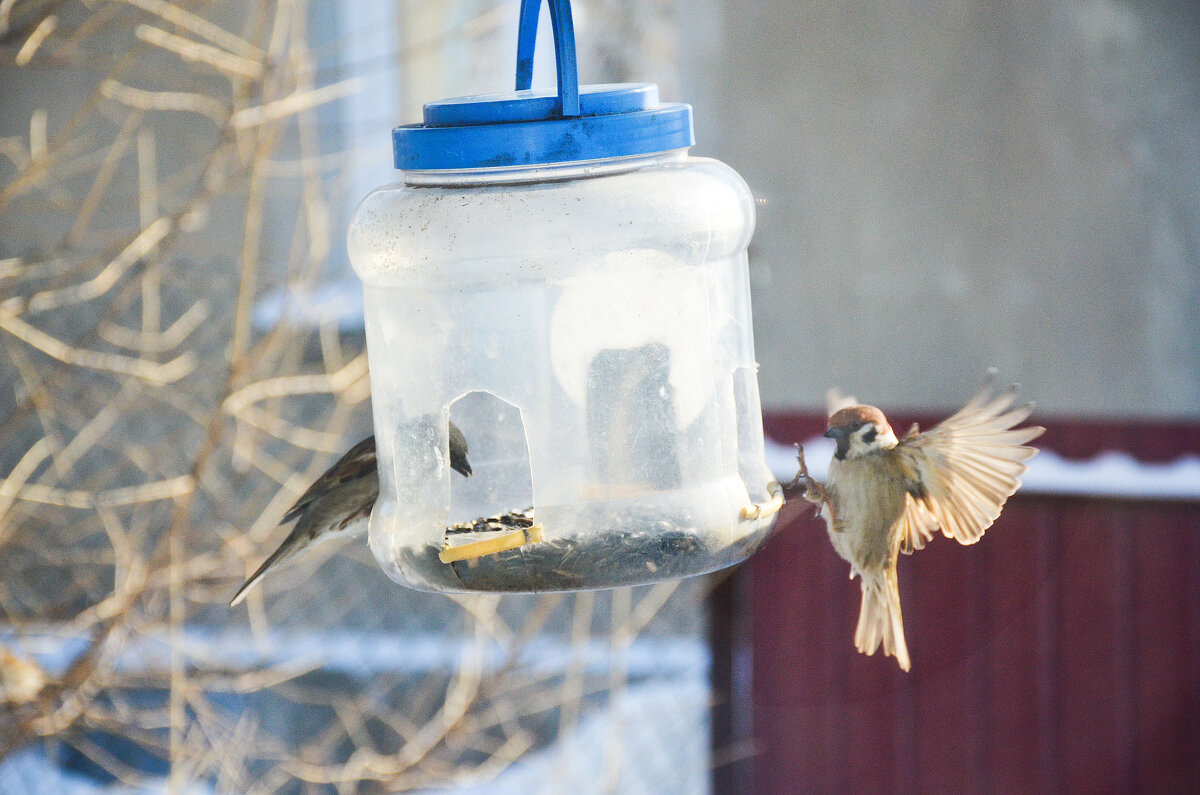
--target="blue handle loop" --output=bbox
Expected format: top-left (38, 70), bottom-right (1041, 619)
top-left (515, 0), bottom-right (580, 117)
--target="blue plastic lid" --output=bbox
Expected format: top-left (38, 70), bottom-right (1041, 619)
top-left (393, 0), bottom-right (694, 170)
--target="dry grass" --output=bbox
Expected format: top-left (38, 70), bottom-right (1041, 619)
top-left (0, 2), bottom-right (705, 791)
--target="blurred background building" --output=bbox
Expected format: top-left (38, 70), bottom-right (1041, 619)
top-left (688, 3), bottom-right (1200, 792)
top-left (688, 0), bottom-right (1200, 418)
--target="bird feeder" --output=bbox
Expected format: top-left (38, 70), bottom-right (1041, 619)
top-left (347, 0), bottom-right (780, 592)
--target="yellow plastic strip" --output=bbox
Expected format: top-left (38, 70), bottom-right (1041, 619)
top-left (740, 480), bottom-right (784, 521)
top-left (439, 525), bottom-right (543, 564)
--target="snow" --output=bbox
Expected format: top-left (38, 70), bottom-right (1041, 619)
top-left (252, 280), bottom-right (364, 331)
top-left (0, 677), bottom-right (709, 795)
top-left (0, 747), bottom-right (215, 795)
top-left (424, 678), bottom-right (710, 795)
top-left (765, 436), bottom-right (1200, 500)
top-left (0, 629), bottom-right (706, 681)
top-left (0, 632), bottom-right (708, 794)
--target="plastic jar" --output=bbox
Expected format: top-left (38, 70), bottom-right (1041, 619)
top-left (347, 0), bottom-right (780, 592)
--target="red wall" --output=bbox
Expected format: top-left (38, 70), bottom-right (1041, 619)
top-left (711, 414), bottom-right (1200, 793)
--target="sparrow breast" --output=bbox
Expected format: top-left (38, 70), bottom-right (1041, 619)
top-left (826, 450), bottom-right (911, 573)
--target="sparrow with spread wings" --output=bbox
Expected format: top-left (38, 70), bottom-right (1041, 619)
top-left (791, 378), bottom-right (1044, 671)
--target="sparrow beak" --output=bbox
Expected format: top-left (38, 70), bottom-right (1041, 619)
top-left (824, 427), bottom-right (850, 460)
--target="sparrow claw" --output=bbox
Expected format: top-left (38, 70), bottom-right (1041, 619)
top-left (782, 444), bottom-right (808, 486)
top-left (786, 443), bottom-right (837, 526)
top-left (787, 445), bottom-right (823, 501)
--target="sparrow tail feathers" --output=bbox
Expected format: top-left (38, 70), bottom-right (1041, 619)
top-left (855, 571), bottom-right (911, 672)
top-left (230, 536), bottom-right (301, 607)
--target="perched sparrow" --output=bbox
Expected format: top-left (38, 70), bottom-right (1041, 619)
top-left (230, 423), bottom-right (472, 606)
top-left (793, 379), bottom-right (1043, 671)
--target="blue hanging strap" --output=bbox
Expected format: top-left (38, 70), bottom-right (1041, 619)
top-left (515, 0), bottom-right (580, 117)
top-left (393, 0), bottom-right (693, 169)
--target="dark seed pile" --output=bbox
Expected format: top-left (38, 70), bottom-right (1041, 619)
top-left (396, 505), bottom-right (777, 593)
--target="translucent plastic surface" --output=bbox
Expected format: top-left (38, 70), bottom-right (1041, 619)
top-left (348, 151), bottom-right (779, 592)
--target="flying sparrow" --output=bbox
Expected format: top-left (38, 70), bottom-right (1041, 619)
top-left (791, 378), bottom-right (1043, 671)
top-left (230, 423), bottom-right (473, 606)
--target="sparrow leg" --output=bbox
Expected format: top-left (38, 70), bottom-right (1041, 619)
top-left (787, 445), bottom-right (837, 526)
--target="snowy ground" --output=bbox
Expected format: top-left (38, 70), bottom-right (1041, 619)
top-left (0, 671), bottom-right (710, 795)
top-left (0, 632), bottom-right (710, 795)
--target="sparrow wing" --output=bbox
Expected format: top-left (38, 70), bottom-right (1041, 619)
top-left (231, 471), bottom-right (377, 606)
top-left (281, 435), bottom-right (376, 524)
top-left (898, 493), bottom-right (940, 555)
top-left (896, 383), bottom-right (1044, 552)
